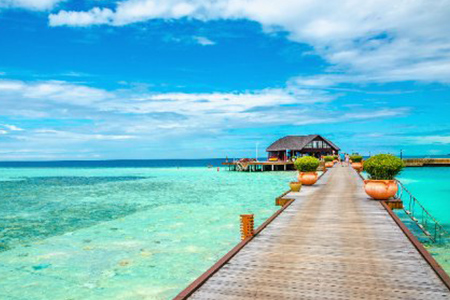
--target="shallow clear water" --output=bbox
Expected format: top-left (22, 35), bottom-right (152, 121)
top-left (396, 167), bottom-right (450, 274)
top-left (0, 167), bottom-right (295, 299)
top-left (397, 168), bottom-right (450, 224)
top-left (2, 165), bottom-right (448, 299)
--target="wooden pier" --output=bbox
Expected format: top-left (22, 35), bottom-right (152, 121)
top-left (222, 161), bottom-right (327, 172)
top-left (403, 158), bottom-right (450, 167)
top-left (176, 166), bottom-right (450, 299)
top-left (222, 161), bottom-right (296, 172)
top-left (223, 157), bottom-right (450, 172)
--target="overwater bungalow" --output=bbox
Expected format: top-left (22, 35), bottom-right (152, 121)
top-left (266, 134), bottom-right (340, 161)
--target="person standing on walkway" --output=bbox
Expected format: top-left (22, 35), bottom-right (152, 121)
top-left (345, 153), bottom-right (350, 166)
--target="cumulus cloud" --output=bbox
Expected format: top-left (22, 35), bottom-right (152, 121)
top-left (49, 7), bottom-right (114, 26)
top-left (0, 0), bottom-right (63, 10)
top-left (48, 0), bottom-right (450, 84)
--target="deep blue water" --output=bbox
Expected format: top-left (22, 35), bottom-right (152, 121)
top-left (0, 159), bottom-right (228, 168)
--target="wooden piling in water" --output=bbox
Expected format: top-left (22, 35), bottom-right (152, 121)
top-left (240, 214), bottom-right (254, 240)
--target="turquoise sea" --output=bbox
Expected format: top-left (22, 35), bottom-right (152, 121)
top-left (0, 161), bottom-right (449, 299)
top-left (0, 161), bottom-right (295, 300)
top-left (396, 167), bottom-right (450, 274)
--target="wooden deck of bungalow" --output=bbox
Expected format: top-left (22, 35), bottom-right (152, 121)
top-left (175, 166), bottom-right (450, 299)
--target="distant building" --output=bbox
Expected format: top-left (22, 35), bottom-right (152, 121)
top-left (266, 135), bottom-right (340, 161)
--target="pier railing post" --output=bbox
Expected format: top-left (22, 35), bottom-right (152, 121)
top-left (240, 214), bottom-right (254, 240)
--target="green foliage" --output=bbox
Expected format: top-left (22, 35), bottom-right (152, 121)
top-left (294, 156), bottom-right (320, 172)
top-left (350, 155), bottom-right (363, 163)
top-left (323, 156), bottom-right (334, 162)
top-left (333, 155), bottom-right (338, 160)
top-left (364, 154), bottom-right (404, 180)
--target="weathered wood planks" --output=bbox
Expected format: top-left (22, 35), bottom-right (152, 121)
top-left (182, 166), bottom-right (450, 299)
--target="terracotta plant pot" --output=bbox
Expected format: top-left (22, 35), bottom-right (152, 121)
top-left (351, 162), bottom-right (363, 172)
top-left (297, 172), bottom-right (319, 186)
top-left (289, 181), bottom-right (302, 192)
top-left (325, 162), bottom-right (334, 168)
top-left (364, 180), bottom-right (398, 200)
top-left (333, 160), bottom-right (338, 164)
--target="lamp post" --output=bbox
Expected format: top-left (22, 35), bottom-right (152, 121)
top-left (400, 149), bottom-right (403, 159)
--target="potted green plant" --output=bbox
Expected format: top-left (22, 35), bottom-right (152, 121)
top-left (363, 154), bottom-right (404, 200)
top-left (294, 156), bottom-right (320, 185)
top-left (333, 155), bottom-right (339, 164)
top-left (324, 156), bottom-right (334, 168)
top-left (350, 155), bottom-right (363, 172)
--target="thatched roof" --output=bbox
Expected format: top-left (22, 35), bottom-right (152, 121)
top-left (266, 135), bottom-right (340, 152)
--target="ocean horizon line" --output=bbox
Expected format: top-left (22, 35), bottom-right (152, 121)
top-left (0, 154), bottom-right (449, 164)
top-left (0, 154), bottom-right (449, 168)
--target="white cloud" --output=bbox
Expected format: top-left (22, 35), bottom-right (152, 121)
top-left (341, 108), bottom-right (410, 121)
top-left (30, 129), bottom-right (136, 141)
top-left (60, 71), bottom-right (92, 77)
top-left (0, 76), bottom-right (408, 145)
top-left (0, 80), bottom-right (24, 91)
top-left (0, 79), bottom-right (112, 106)
top-left (0, 0), bottom-right (63, 10)
top-left (49, 7), bottom-right (114, 26)
top-left (193, 36), bottom-right (215, 46)
top-left (0, 76), bottom-right (416, 159)
top-left (2, 124), bottom-right (24, 131)
top-left (48, 0), bottom-right (450, 84)
top-left (288, 107), bottom-right (409, 126)
top-left (410, 135), bottom-right (450, 145)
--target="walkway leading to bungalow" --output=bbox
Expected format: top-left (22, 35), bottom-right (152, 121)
top-left (183, 166), bottom-right (450, 299)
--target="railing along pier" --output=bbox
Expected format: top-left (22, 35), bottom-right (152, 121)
top-left (396, 180), bottom-right (449, 243)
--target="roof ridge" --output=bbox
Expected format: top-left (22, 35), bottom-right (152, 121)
top-left (266, 135), bottom-right (340, 152)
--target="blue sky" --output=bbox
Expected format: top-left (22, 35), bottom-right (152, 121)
top-left (0, 0), bottom-right (449, 160)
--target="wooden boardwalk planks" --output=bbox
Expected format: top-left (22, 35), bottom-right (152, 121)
top-left (184, 166), bottom-right (450, 299)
